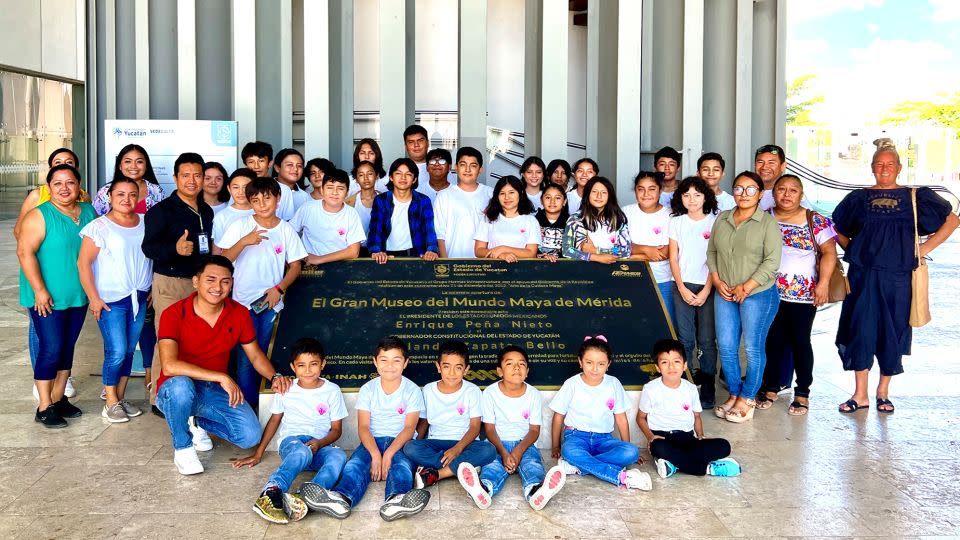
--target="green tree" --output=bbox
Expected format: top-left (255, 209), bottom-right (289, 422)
top-left (881, 93), bottom-right (960, 129)
top-left (786, 74), bottom-right (825, 125)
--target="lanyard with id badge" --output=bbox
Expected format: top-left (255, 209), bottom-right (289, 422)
top-left (188, 205), bottom-right (210, 254)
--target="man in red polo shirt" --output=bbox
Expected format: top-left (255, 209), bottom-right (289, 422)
top-left (155, 255), bottom-right (291, 475)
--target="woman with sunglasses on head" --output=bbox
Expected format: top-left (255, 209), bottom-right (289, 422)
top-left (707, 171), bottom-right (782, 423)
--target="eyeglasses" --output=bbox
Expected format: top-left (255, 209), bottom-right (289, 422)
top-left (428, 159), bottom-right (448, 166)
top-left (733, 186), bottom-right (760, 196)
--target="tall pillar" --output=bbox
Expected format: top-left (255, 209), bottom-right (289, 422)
top-left (585, 0), bottom-right (620, 185)
top-left (752, 0), bottom-right (777, 151)
top-left (134, 0), bottom-right (150, 118)
top-left (329, 0), bottom-right (355, 167)
top-left (458, 0), bottom-right (487, 165)
top-left (681, 0), bottom-right (704, 178)
top-left (734, 0), bottom-right (754, 173)
top-left (303, 0), bottom-right (331, 159)
top-left (649, 0), bottom-right (683, 154)
top-left (148, 0), bottom-right (178, 119)
top-left (522, 0), bottom-right (542, 157)
top-left (256, 0), bottom-right (292, 148)
top-left (232, 0), bottom-right (257, 146)
top-left (703, 0), bottom-right (737, 189)
top-left (524, 0), bottom-right (568, 162)
top-left (197, 0), bottom-right (232, 121)
top-left (615, 0), bottom-right (642, 195)
top-left (176, 0), bottom-right (197, 119)
top-left (379, 0), bottom-right (416, 161)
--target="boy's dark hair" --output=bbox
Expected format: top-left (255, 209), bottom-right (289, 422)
top-left (173, 152), bottom-right (205, 177)
top-left (633, 170), bottom-right (664, 189)
top-left (244, 177), bottom-right (282, 200)
top-left (437, 340), bottom-right (470, 366)
top-left (754, 143), bottom-right (785, 163)
top-left (273, 148), bottom-right (307, 189)
top-left (204, 162), bottom-right (231, 203)
top-left (352, 138), bottom-right (386, 178)
top-left (48, 147), bottom-right (80, 167)
top-left (572, 157), bottom-right (599, 176)
top-left (697, 152), bottom-right (726, 171)
top-left (229, 167), bottom-right (258, 184)
top-left (456, 146), bottom-right (484, 168)
top-left (485, 175), bottom-right (534, 221)
top-left (375, 335), bottom-right (409, 358)
top-left (112, 144), bottom-right (159, 185)
top-left (241, 141), bottom-right (274, 162)
top-left (196, 254), bottom-right (234, 276)
top-left (497, 345), bottom-right (529, 367)
top-left (670, 176), bottom-right (719, 216)
top-left (46, 163), bottom-right (81, 184)
top-left (578, 335), bottom-right (612, 360)
top-left (426, 147), bottom-right (452, 165)
top-left (403, 124), bottom-right (429, 141)
top-left (654, 145), bottom-right (682, 165)
top-left (322, 168), bottom-right (350, 187)
top-left (652, 339), bottom-right (686, 362)
top-left (387, 157), bottom-right (420, 190)
top-left (290, 337), bottom-right (326, 362)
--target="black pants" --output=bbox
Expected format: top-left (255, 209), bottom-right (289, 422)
top-left (649, 430), bottom-right (731, 476)
top-left (763, 301), bottom-right (817, 397)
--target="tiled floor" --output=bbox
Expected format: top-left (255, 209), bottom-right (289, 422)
top-left (2, 218), bottom-right (959, 539)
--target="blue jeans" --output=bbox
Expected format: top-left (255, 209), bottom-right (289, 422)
top-left (657, 280), bottom-right (677, 330)
top-left (402, 438), bottom-right (497, 472)
top-left (715, 285), bottom-right (780, 398)
top-left (139, 306), bottom-right (156, 369)
top-left (265, 435), bottom-right (348, 493)
top-left (30, 306), bottom-right (86, 381)
top-left (28, 316), bottom-right (38, 369)
top-left (97, 291), bottom-right (149, 386)
top-left (333, 436), bottom-right (416, 505)
top-left (235, 308), bottom-right (277, 409)
top-left (560, 429), bottom-right (639, 486)
top-left (479, 440), bottom-right (545, 497)
top-left (155, 376), bottom-right (261, 451)
top-left (672, 282), bottom-right (717, 375)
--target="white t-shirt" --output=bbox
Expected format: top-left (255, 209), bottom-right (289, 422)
top-left (659, 191), bottom-right (675, 207)
top-left (385, 197), bottom-right (414, 251)
top-left (217, 216), bottom-right (308, 311)
top-left (212, 205), bottom-right (254, 246)
top-left (637, 377), bottom-right (702, 433)
top-left (290, 199), bottom-right (366, 256)
top-left (567, 188), bottom-right (582, 214)
top-left (481, 382), bottom-right (542, 442)
top-left (433, 183), bottom-right (494, 258)
top-left (348, 176), bottom-right (390, 197)
top-left (474, 214), bottom-right (541, 250)
top-left (415, 162), bottom-right (457, 198)
top-left (760, 189), bottom-right (811, 211)
top-left (549, 374), bottom-right (630, 434)
top-left (527, 190), bottom-right (543, 211)
top-left (271, 378), bottom-right (349, 442)
top-left (276, 182), bottom-right (297, 221)
top-left (668, 213), bottom-right (718, 285)
top-left (356, 376), bottom-right (424, 438)
top-left (350, 198), bottom-right (374, 243)
top-left (422, 380), bottom-right (482, 441)
top-left (622, 204), bottom-right (672, 283)
top-left (79, 216), bottom-right (153, 303)
top-left (716, 191), bottom-right (736, 211)
top-left (416, 180), bottom-right (451, 205)
top-left (210, 202), bottom-right (229, 215)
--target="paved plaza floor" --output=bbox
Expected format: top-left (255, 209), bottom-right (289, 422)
top-left (1, 218), bottom-right (959, 539)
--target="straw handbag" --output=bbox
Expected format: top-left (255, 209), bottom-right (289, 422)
top-left (806, 210), bottom-right (849, 303)
top-left (909, 188), bottom-right (931, 327)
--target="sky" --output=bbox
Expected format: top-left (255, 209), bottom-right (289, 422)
top-left (787, 0), bottom-right (960, 126)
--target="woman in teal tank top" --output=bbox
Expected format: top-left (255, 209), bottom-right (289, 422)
top-left (17, 164), bottom-right (96, 428)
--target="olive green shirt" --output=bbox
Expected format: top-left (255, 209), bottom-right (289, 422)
top-left (706, 208), bottom-right (782, 295)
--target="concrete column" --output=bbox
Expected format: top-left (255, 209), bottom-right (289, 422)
top-left (585, 0), bottom-right (619, 184)
top-left (148, 0), bottom-right (178, 119)
top-left (522, 0), bottom-right (542, 157)
top-left (681, 0), bottom-right (704, 178)
top-left (649, 0), bottom-right (683, 153)
top-left (752, 0), bottom-right (777, 151)
top-left (703, 0), bottom-right (737, 189)
top-left (615, 0), bottom-right (642, 195)
top-left (639, 0), bottom-right (653, 158)
top-left (539, 0), bottom-right (568, 162)
top-left (734, 0), bottom-right (753, 173)
top-left (177, 0), bottom-right (197, 119)
top-left (458, 0), bottom-right (487, 160)
top-left (379, 0), bottom-right (415, 161)
top-left (255, 0), bottom-right (292, 148)
top-left (134, 0), bottom-right (150, 118)
top-left (329, 0), bottom-right (354, 168)
top-left (114, 0), bottom-right (135, 118)
top-left (196, 0), bottom-right (231, 121)
top-left (232, 0), bottom-right (256, 146)
top-left (303, 0), bottom-right (330, 159)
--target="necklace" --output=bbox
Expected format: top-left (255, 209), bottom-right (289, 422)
top-left (53, 202), bottom-right (81, 225)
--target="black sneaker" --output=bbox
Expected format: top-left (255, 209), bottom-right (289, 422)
top-left (151, 405), bottom-right (165, 419)
top-left (413, 466), bottom-right (439, 489)
top-left (53, 396), bottom-right (82, 418)
top-left (35, 406), bottom-right (67, 429)
top-left (379, 489), bottom-right (430, 521)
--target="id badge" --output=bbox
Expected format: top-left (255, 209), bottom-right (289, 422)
top-left (197, 233), bottom-right (210, 254)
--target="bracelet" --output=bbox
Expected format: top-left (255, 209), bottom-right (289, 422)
top-left (274, 285), bottom-right (285, 295)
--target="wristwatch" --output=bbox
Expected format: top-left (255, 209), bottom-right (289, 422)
top-left (271, 372), bottom-right (284, 382)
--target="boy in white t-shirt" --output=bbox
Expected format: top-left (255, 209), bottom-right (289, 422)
top-left (636, 339), bottom-right (740, 479)
top-left (458, 346), bottom-right (566, 511)
top-left (302, 336), bottom-right (430, 522)
top-left (433, 147), bottom-right (494, 258)
top-left (232, 338), bottom-right (347, 524)
top-left (218, 178), bottom-right (308, 408)
top-left (403, 341), bottom-right (496, 491)
top-left (212, 168), bottom-right (256, 247)
top-left (697, 152), bottom-right (736, 211)
top-left (289, 168), bottom-right (365, 264)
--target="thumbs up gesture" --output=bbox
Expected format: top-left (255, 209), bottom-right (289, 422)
top-left (176, 229), bottom-right (195, 256)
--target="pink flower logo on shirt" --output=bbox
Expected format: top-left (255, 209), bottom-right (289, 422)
top-left (337, 228), bottom-right (346, 236)
top-left (609, 235), bottom-right (617, 244)
top-left (456, 403), bottom-right (466, 415)
top-left (520, 228), bottom-right (527, 234)
top-left (653, 226), bottom-right (662, 235)
top-left (682, 404), bottom-right (690, 411)
top-left (521, 409), bottom-right (530, 420)
top-left (606, 398), bottom-right (615, 411)
top-left (316, 403), bottom-right (328, 416)
top-left (274, 244), bottom-right (284, 254)
top-left (702, 231), bottom-right (711, 240)
top-left (396, 404), bottom-right (406, 415)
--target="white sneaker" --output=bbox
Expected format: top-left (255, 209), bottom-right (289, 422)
top-left (619, 469), bottom-right (653, 491)
top-left (173, 447), bottom-right (204, 475)
top-left (32, 383), bottom-right (39, 402)
top-left (188, 416), bottom-right (213, 451)
top-left (556, 457), bottom-right (581, 476)
top-left (64, 376), bottom-right (77, 398)
top-left (528, 465), bottom-right (566, 511)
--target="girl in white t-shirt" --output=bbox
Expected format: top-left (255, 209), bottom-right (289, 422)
top-left (549, 337), bottom-right (651, 491)
top-left (474, 175), bottom-right (540, 262)
top-left (636, 339), bottom-right (739, 478)
top-left (213, 169), bottom-right (256, 250)
top-left (623, 171), bottom-right (675, 325)
top-left (520, 157), bottom-right (546, 210)
top-left (667, 176), bottom-right (720, 408)
top-left (345, 160), bottom-right (382, 255)
top-left (202, 162), bottom-right (230, 215)
top-left (77, 177), bottom-right (153, 423)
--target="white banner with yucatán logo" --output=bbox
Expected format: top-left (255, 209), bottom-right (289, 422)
top-left (104, 120), bottom-right (239, 195)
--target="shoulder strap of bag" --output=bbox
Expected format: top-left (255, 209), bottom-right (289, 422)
top-left (912, 188), bottom-right (921, 267)
top-left (806, 209), bottom-right (821, 258)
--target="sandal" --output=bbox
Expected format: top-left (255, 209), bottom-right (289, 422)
top-left (838, 398), bottom-right (869, 414)
top-left (755, 393), bottom-right (775, 410)
top-left (725, 399), bottom-right (756, 424)
top-left (787, 400), bottom-right (809, 416)
top-left (714, 401), bottom-right (735, 419)
top-left (876, 398), bottom-right (895, 414)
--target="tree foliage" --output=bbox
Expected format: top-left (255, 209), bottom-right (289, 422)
top-left (881, 93), bottom-right (960, 129)
top-left (786, 74), bottom-right (825, 126)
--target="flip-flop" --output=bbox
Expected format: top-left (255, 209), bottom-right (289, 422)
top-left (876, 398), bottom-right (895, 414)
top-left (787, 400), bottom-right (809, 416)
top-left (838, 398), bottom-right (869, 414)
top-left (755, 393), bottom-right (775, 410)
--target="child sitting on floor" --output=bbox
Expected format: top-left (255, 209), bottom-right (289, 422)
top-left (232, 338), bottom-right (348, 524)
top-left (458, 345), bottom-right (566, 510)
top-left (550, 336), bottom-right (652, 491)
top-left (636, 339), bottom-right (741, 478)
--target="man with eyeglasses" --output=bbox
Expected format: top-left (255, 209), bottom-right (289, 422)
top-left (417, 148), bottom-right (452, 204)
top-left (754, 144), bottom-right (810, 211)
top-left (404, 124), bottom-right (457, 198)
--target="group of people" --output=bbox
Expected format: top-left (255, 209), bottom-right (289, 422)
top-left (13, 126), bottom-right (958, 522)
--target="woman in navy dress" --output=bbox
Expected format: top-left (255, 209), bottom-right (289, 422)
top-left (832, 147), bottom-right (958, 413)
